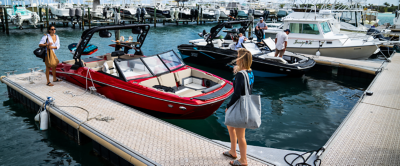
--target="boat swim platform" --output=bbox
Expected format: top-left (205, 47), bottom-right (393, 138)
top-left (319, 53), bottom-right (400, 165)
top-left (303, 54), bottom-right (386, 76)
top-left (0, 73), bottom-right (272, 166)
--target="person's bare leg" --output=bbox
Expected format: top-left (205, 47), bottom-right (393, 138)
top-left (232, 127), bottom-right (247, 165)
top-left (51, 68), bottom-right (57, 81)
top-left (46, 67), bottom-right (50, 84)
top-left (274, 50), bottom-right (279, 57)
top-left (227, 125), bottom-right (238, 157)
top-left (279, 50), bottom-right (284, 58)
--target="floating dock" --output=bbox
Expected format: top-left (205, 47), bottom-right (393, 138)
top-left (0, 73), bottom-right (271, 166)
top-left (320, 53), bottom-right (400, 165)
top-left (304, 54), bottom-right (387, 78)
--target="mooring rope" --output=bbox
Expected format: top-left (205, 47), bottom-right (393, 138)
top-left (56, 105), bottom-right (114, 145)
top-left (64, 68), bottom-right (95, 97)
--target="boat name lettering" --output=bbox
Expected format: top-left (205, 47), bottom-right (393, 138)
top-left (191, 53), bottom-right (198, 57)
top-left (293, 40), bottom-right (312, 45)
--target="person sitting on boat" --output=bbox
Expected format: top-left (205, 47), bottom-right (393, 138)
top-left (274, 29), bottom-right (290, 58)
top-left (255, 17), bottom-right (268, 42)
top-left (238, 33), bottom-right (247, 46)
top-left (229, 36), bottom-right (241, 50)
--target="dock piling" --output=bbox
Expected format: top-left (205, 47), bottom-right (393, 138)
top-left (3, 7), bottom-right (9, 35)
top-left (1, 7), bottom-right (5, 32)
top-left (196, 5), bottom-right (199, 25)
top-left (200, 8), bottom-right (202, 25)
top-left (81, 7), bottom-right (84, 30)
top-left (88, 7), bottom-right (91, 29)
top-left (39, 7), bottom-right (43, 30)
top-left (154, 8), bottom-right (156, 27)
top-left (46, 7), bottom-right (49, 28)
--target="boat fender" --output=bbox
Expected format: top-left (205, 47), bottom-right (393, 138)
top-left (315, 51), bottom-right (321, 58)
top-left (34, 113), bottom-right (40, 121)
top-left (39, 110), bottom-right (48, 130)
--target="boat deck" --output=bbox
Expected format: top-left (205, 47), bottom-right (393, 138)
top-left (320, 53), bottom-right (400, 165)
top-left (0, 72), bottom-right (271, 166)
top-left (303, 54), bottom-right (385, 75)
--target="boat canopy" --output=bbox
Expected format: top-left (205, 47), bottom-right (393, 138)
top-left (115, 50), bottom-right (185, 81)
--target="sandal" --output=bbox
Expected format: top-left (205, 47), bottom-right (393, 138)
top-left (53, 78), bottom-right (62, 82)
top-left (223, 151), bottom-right (237, 159)
top-left (229, 160), bottom-right (248, 166)
top-left (46, 82), bottom-right (54, 86)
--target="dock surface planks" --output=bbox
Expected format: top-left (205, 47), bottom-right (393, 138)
top-left (1, 73), bottom-right (270, 166)
top-left (303, 54), bottom-right (384, 74)
top-left (321, 53), bottom-right (400, 165)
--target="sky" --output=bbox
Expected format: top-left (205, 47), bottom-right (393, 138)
top-left (1, 0), bottom-right (399, 6)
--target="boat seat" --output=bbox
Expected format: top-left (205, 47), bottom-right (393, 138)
top-left (157, 72), bottom-right (177, 87)
top-left (174, 68), bottom-right (225, 85)
top-left (175, 88), bottom-right (203, 97)
top-left (104, 53), bottom-right (112, 60)
top-left (258, 54), bottom-right (288, 64)
top-left (102, 60), bottom-right (118, 76)
top-left (139, 77), bottom-right (160, 88)
top-left (182, 77), bottom-right (206, 90)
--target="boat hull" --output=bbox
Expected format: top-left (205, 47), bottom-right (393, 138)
top-left (55, 65), bottom-right (231, 119)
top-left (178, 45), bottom-right (314, 77)
top-left (287, 45), bottom-right (376, 59)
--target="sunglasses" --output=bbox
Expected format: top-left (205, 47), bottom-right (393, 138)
top-left (50, 29), bottom-right (56, 31)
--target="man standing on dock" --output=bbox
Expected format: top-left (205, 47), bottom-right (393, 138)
top-left (255, 17), bottom-right (268, 42)
top-left (274, 29), bottom-right (290, 58)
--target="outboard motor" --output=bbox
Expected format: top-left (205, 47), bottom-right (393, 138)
top-left (230, 9), bottom-right (234, 19)
top-left (174, 8), bottom-right (179, 20)
top-left (195, 8), bottom-right (199, 20)
top-left (367, 27), bottom-right (390, 41)
top-left (136, 7), bottom-right (141, 22)
top-left (103, 7), bottom-right (108, 19)
top-left (75, 8), bottom-right (82, 22)
top-left (170, 7), bottom-right (175, 20)
top-left (263, 10), bottom-right (269, 20)
top-left (29, 12), bottom-right (40, 28)
top-left (215, 9), bottom-right (220, 22)
top-left (234, 9), bottom-right (238, 18)
top-left (190, 8), bottom-right (195, 21)
top-left (141, 7), bottom-right (146, 22)
top-left (69, 8), bottom-right (75, 22)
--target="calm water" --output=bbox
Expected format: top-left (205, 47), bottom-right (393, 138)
top-left (378, 13), bottom-right (395, 25)
top-left (0, 23), bottom-right (371, 165)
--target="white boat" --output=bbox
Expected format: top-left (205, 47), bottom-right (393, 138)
top-left (281, 15), bottom-right (379, 59)
top-left (6, 2), bottom-right (40, 29)
top-left (47, 0), bottom-right (75, 20)
top-left (262, 12), bottom-right (379, 59)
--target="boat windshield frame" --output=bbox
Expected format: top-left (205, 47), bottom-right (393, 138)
top-left (114, 50), bottom-right (185, 81)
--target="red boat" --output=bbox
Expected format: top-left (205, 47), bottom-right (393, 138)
top-left (54, 24), bottom-right (233, 119)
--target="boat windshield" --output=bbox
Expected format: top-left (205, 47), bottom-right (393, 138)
top-left (158, 51), bottom-right (184, 71)
top-left (115, 58), bottom-right (153, 80)
top-left (320, 22), bottom-right (331, 33)
top-left (141, 56), bottom-right (169, 75)
top-left (115, 50), bottom-right (185, 81)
